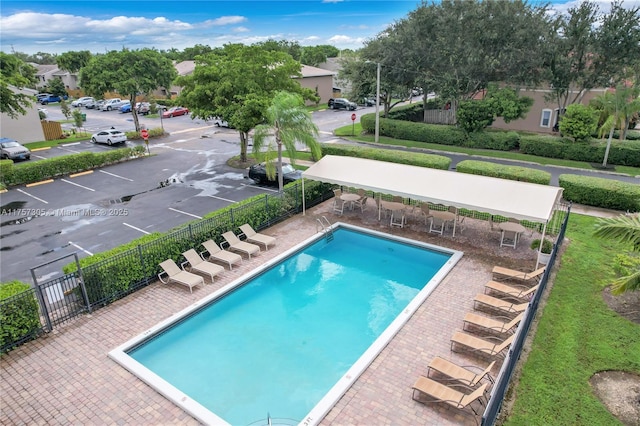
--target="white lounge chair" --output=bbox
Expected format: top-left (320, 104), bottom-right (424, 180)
top-left (222, 231), bottom-right (260, 259)
top-left (201, 239), bottom-right (242, 270)
top-left (181, 249), bottom-right (224, 282)
top-left (239, 224), bottom-right (276, 251)
top-left (158, 259), bottom-right (204, 293)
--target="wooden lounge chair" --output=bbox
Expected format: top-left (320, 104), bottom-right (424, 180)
top-left (201, 239), bottom-right (242, 270)
top-left (158, 259), bottom-right (204, 293)
top-left (463, 312), bottom-right (524, 335)
top-left (222, 231), bottom-right (260, 259)
top-left (485, 281), bottom-right (539, 301)
top-left (492, 266), bottom-right (545, 283)
top-left (181, 249), bottom-right (224, 282)
top-left (412, 376), bottom-right (489, 423)
top-left (239, 224), bottom-right (276, 251)
top-left (473, 293), bottom-right (529, 317)
top-left (427, 357), bottom-right (495, 387)
top-left (450, 331), bottom-right (515, 359)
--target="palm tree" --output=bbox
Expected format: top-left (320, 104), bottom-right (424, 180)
top-left (593, 85), bottom-right (640, 168)
top-left (593, 214), bottom-right (640, 294)
top-left (252, 91), bottom-right (321, 193)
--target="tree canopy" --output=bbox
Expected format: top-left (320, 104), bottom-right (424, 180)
top-left (0, 52), bottom-right (37, 119)
top-left (176, 43), bottom-right (317, 162)
top-left (56, 50), bottom-right (92, 73)
top-left (79, 48), bottom-right (176, 131)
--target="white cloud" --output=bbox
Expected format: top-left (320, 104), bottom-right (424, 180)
top-left (203, 16), bottom-right (248, 26)
top-left (232, 26), bottom-right (250, 33)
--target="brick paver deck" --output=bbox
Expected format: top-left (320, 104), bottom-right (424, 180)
top-left (1, 200), bottom-right (540, 425)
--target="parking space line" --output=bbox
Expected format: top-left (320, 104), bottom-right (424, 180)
top-left (57, 146), bottom-right (81, 153)
top-left (168, 207), bottom-right (202, 219)
top-left (60, 179), bottom-right (95, 191)
top-left (123, 223), bottom-right (150, 234)
top-left (69, 241), bottom-right (93, 256)
top-left (32, 154), bottom-right (49, 160)
top-left (98, 170), bottom-right (134, 181)
top-left (16, 189), bottom-right (49, 204)
top-left (208, 195), bottom-right (238, 203)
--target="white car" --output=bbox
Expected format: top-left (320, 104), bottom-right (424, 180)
top-left (71, 97), bottom-right (95, 107)
top-left (90, 129), bottom-right (127, 145)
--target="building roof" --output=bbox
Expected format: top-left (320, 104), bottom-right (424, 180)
top-left (302, 155), bottom-right (563, 223)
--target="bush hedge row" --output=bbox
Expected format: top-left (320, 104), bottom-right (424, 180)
top-left (321, 143), bottom-right (451, 170)
top-left (0, 146), bottom-right (146, 187)
top-left (0, 281), bottom-right (41, 352)
top-left (559, 174), bottom-right (640, 212)
top-left (361, 113), bottom-right (640, 167)
top-left (456, 160), bottom-right (552, 185)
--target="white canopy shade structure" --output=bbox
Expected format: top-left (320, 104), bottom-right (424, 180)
top-left (301, 156), bottom-right (563, 223)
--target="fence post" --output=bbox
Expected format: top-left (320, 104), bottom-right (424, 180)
top-left (31, 270), bottom-right (53, 333)
top-left (189, 223), bottom-right (193, 240)
top-left (73, 253), bottom-right (92, 313)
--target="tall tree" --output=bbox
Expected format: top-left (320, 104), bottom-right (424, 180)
top-left (543, 1), bottom-right (640, 117)
top-left (176, 44), bottom-right (317, 162)
top-left (0, 52), bottom-right (37, 118)
top-left (79, 49), bottom-right (176, 131)
top-left (252, 91), bottom-right (321, 193)
top-left (56, 50), bottom-right (92, 73)
top-left (594, 214), bottom-right (640, 294)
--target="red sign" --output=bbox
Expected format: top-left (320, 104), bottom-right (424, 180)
top-left (351, 113), bottom-right (356, 121)
top-left (141, 129), bottom-right (149, 139)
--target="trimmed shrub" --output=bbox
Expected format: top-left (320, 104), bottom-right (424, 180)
top-left (321, 144), bottom-right (451, 170)
top-left (559, 174), bottom-right (640, 212)
top-left (0, 281), bottom-right (41, 352)
top-left (456, 160), bottom-right (551, 185)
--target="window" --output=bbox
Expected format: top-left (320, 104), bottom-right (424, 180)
top-left (540, 109), bottom-right (552, 127)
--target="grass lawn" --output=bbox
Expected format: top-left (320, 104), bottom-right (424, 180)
top-left (503, 214), bottom-right (640, 424)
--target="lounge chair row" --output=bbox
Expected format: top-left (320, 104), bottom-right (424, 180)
top-left (157, 224), bottom-right (276, 293)
top-left (411, 265), bottom-right (544, 422)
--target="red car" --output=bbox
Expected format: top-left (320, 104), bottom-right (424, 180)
top-left (162, 106), bottom-right (189, 118)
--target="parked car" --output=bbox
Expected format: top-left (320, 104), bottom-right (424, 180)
top-left (120, 102), bottom-right (133, 113)
top-left (362, 97), bottom-right (377, 107)
top-left (162, 106), bottom-right (189, 118)
top-left (35, 93), bottom-right (52, 102)
top-left (248, 162), bottom-right (302, 185)
top-left (38, 107), bottom-right (48, 118)
top-left (84, 99), bottom-right (100, 109)
top-left (39, 94), bottom-right (68, 105)
top-left (90, 129), bottom-right (127, 145)
top-left (71, 97), bottom-right (95, 107)
top-left (136, 102), bottom-right (151, 115)
top-left (0, 138), bottom-right (31, 161)
top-left (101, 98), bottom-right (125, 111)
top-left (328, 98), bottom-right (357, 111)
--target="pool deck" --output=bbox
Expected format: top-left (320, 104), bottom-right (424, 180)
top-left (1, 200), bottom-right (548, 426)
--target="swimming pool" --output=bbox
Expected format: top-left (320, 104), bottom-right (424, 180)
top-left (109, 224), bottom-right (463, 425)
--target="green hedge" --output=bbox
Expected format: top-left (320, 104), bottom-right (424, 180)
top-left (456, 160), bottom-right (552, 185)
top-left (559, 174), bottom-right (640, 212)
top-left (361, 113), bottom-right (640, 167)
top-left (321, 143), bottom-right (451, 170)
top-left (360, 113), bottom-right (520, 151)
top-left (0, 146), bottom-right (147, 187)
top-left (0, 281), bottom-right (41, 352)
top-left (515, 136), bottom-right (640, 167)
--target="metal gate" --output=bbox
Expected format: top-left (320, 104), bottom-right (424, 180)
top-left (30, 252), bottom-right (92, 331)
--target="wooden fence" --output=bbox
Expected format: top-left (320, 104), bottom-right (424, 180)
top-left (41, 120), bottom-right (63, 140)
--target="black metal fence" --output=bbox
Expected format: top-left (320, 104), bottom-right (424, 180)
top-left (481, 202), bottom-right (572, 425)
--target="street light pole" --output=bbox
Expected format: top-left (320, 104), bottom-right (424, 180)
top-left (375, 62), bottom-right (380, 144)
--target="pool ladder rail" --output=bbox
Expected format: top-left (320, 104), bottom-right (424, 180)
top-left (316, 216), bottom-right (334, 242)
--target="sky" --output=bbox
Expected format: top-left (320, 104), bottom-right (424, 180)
top-left (0, 0), bottom-right (637, 56)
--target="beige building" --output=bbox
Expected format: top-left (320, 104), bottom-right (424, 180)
top-left (1, 86), bottom-right (46, 143)
top-left (33, 64), bottom-right (79, 91)
top-left (490, 87), bottom-right (608, 134)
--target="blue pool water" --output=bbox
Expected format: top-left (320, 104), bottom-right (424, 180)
top-left (121, 227), bottom-right (456, 425)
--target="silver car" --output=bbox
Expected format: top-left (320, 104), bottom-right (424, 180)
top-left (90, 130), bottom-right (127, 146)
top-left (71, 97), bottom-right (95, 107)
top-left (0, 138), bottom-right (31, 161)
